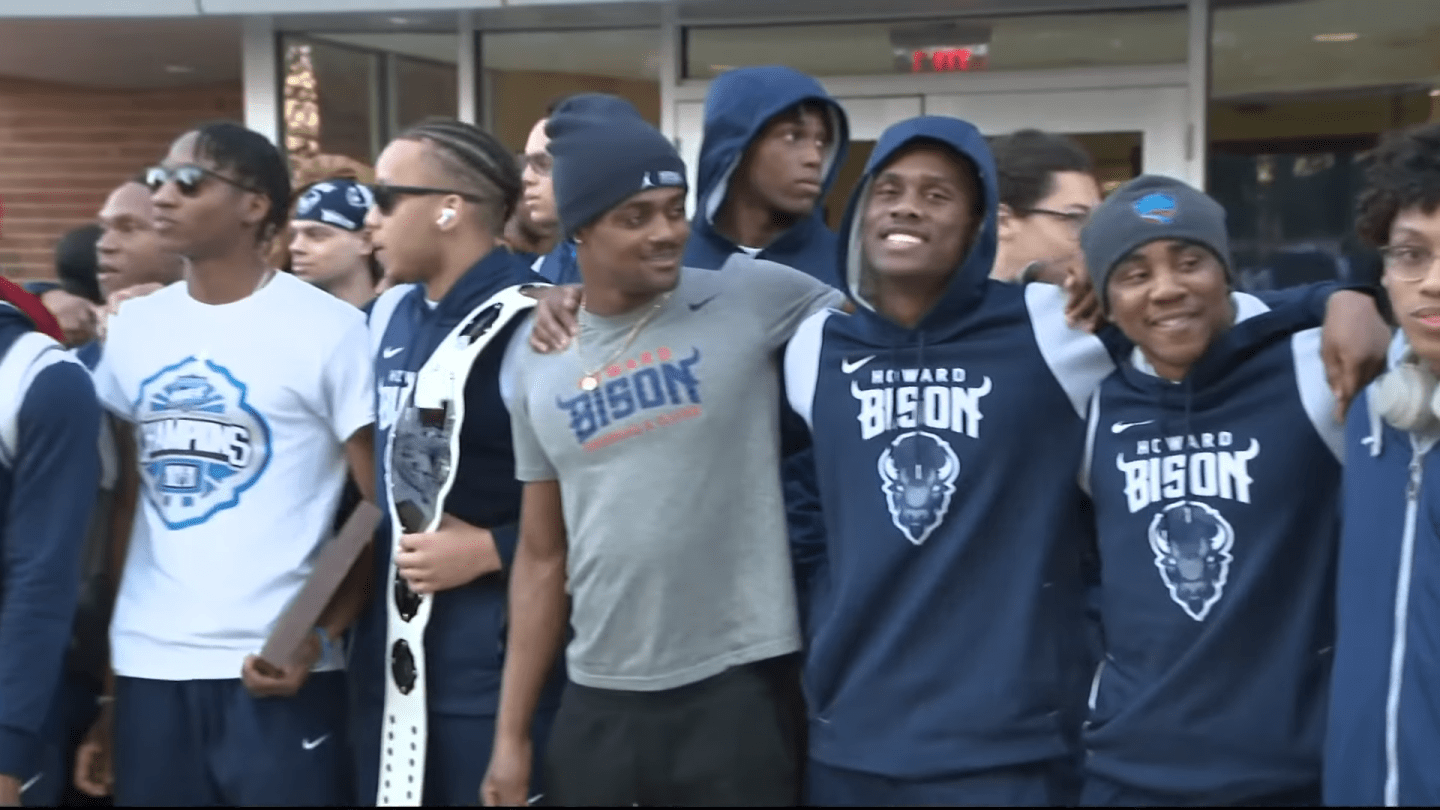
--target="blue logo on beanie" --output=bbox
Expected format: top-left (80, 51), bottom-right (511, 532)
top-left (1134, 192), bottom-right (1177, 224)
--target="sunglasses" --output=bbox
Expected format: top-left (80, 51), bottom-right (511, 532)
top-left (369, 183), bottom-right (487, 215)
top-left (144, 164), bottom-right (261, 197)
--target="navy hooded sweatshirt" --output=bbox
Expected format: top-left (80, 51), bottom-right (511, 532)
top-left (0, 303), bottom-right (98, 779)
top-left (782, 117), bottom-right (1349, 781)
top-left (1081, 295), bottom-right (1342, 802)
top-left (352, 249), bottom-right (564, 718)
top-left (1325, 333), bottom-right (1440, 806)
top-left (685, 65), bottom-right (850, 285)
top-left (783, 117), bottom-right (1117, 779)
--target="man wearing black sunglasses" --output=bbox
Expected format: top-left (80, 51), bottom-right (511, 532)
top-left (82, 122), bottom-right (377, 807)
top-left (351, 117), bottom-right (559, 807)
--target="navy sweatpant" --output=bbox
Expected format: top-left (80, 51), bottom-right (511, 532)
top-left (805, 757), bottom-right (1076, 807)
top-left (352, 704), bottom-right (555, 806)
top-left (1079, 773), bottom-right (1321, 807)
top-left (112, 673), bottom-right (351, 807)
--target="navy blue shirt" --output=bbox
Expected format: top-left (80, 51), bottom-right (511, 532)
top-left (353, 250), bottom-right (564, 717)
top-left (0, 306), bottom-right (99, 777)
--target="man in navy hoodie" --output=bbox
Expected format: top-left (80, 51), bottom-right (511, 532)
top-left (686, 65), bottom-right (849, 284)
top-left (1078, 175), bottom-right (1342, 806)
top-left (354, 116), bottom-right (562, 806)
top-left (1327, 121), bottom-right (1440, 806)
top-left (0, 288), bottom-right (100, 806)
top-left (782, 116), bottom-right (1384, 806)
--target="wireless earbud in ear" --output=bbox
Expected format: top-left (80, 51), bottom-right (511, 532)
top-left (437, 209), bottom-right (456, 227)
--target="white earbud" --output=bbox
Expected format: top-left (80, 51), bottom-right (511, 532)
top-left (437, 208), bottom-right (456, 227)
top-left (1375, 350), bottom-right (1440, 432)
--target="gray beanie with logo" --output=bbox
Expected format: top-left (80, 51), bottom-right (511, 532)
top-left (1080, 174), bottom-right (1231, 312)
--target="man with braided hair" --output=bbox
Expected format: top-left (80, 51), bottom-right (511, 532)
top-left (79, 122), bottom-right (376, 806)
top-left (351, 117), bottom-right (561, 806)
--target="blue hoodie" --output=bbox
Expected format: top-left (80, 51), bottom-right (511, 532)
top-left (685, 66), bottom-right (850, 284)
top-left (0, 303), bottom-right (98, 779)
top-left (1326, 334), bottom-right (1440, 806)
top-left (352, 249), bottom-right (565, 718)
top-left (1081, 296), bottom-right (1342, 802)
top-left (783, 117), bottom-right (1117, 779)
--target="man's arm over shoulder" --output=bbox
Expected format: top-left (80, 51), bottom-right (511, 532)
top-left (1024, 282), bottom-right (1116, 419)
top-left (0, 360), bottom-right (101, 779)
top-left (725, 257), bottom-right (847, 350)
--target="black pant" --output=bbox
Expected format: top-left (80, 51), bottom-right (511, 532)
top-left (545, 657), bottom-right (801, 807)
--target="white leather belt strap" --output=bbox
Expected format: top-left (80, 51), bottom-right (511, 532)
top-left (378, 285), bottom-right (541, 807)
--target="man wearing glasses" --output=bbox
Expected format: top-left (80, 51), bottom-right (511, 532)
top-left (351, 117), bottom-right (561, 807)
top-left (502, 105), bottom-right (563, 264)
top-left (83, 122), bottom-right (376, 806)
top-left (991, 129), bottom-right (1102, 288)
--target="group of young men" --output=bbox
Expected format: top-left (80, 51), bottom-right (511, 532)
top-left (0, 61), bottom-right (1437, 808)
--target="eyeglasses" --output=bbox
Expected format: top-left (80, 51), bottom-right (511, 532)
top-left (521, 152), bottom-right (553, 178)
top-left (368, 183), bottom-right (487, 215)
top-left (1024, 207), bottom-right (1091, 232)
top-left (144, 164), bottom-right (261, 197)
top-left (1380, 245), bottom-right (1440, 282)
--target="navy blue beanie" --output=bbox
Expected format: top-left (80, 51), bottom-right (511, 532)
top-left (546, 94), bottom-right (687, 239)
top-left (1081, 174), bottom-right (1231, 312)
top-left (293, 179), bottom-right (374, 232)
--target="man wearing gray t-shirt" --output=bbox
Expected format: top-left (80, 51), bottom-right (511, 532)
top-left (482, 98), bottom-right (842, 807)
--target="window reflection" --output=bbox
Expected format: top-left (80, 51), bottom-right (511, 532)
top-left (1208, 0), bottom-right (1437, 290)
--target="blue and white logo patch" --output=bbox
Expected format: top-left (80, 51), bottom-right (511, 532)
top-left (1134, 192), bottom-right (1177, 224)
top-left (877, 430), bottom-right (960, 545)
top-left (135, 357), bottom-right (272, 530)
top-left (1148, 500), bottom-right (1235, 621)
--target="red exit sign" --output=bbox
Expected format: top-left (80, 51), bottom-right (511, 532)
top-left (911, 45), bottom-right (989, 73)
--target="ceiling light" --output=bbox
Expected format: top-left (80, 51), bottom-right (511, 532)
top-left (1312, 32), bottom-right (1359, 42)
top-left (388, 16), bottom-right (411, 25)
top-left (164, 64), bottom-right (195, 74)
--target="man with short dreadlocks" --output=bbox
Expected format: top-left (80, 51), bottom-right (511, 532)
top-left (349, 117), bottom-right (562, 806)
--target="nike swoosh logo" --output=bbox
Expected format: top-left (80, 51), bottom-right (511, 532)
top-left (1111, 420), bottom-right (1154, 434)
top-left (302, 734), bottom-right (331, 751)
top-left (20, 773), bottom-right (40, 794)
top-left (382, 346), bottom-right (403, 359)
top-left (841, 355), bottom-right (876, 374)
top-left (688, 294), bottom-right (719, 312)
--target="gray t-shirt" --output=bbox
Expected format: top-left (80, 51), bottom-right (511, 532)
top-left (503, 258), bottom-right (844, 692)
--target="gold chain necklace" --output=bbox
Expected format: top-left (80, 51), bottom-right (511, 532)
top-left (576, 293), bottom-right (672, 391)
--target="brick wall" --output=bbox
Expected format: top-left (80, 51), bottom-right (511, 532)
top-left (0, 76), bottom-right (243, 281)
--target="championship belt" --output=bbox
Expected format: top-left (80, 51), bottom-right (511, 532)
top-left (377, 284), bottom-right (541, 806)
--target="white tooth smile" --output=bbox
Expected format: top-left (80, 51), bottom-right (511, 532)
top-left (885, 233), bottom-right (922, 245)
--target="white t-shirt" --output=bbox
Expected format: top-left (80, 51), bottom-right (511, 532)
top-left (94, 273), bottom-right (375, 680)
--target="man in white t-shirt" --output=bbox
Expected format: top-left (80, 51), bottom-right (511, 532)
top-left (82, 122), bottom-right (376, 806)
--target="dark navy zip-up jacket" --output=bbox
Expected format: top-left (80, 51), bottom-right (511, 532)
top-left (1326, 333), bottom-right (1440, 806)
top-left (352, 249), bottom-right (564, 717)
top-left (1082, 296), bottom-right (1342, 802)
top-left (783, 117), bottom-right (1116, 779)
top-left (0, 304), bottom-right (99, 779)
top-left (684, 65), bottom-right (850, 285)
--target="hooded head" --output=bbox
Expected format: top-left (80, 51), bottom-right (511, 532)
top-left (694, 67), bottom-right (849, 246)
top-left (839, 116), bottom-right (998, 335)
